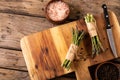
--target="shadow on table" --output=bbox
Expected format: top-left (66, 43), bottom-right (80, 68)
top-left (50, 72), bottom-right (76, 80)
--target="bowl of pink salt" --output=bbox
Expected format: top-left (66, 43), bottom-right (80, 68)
top-left (45, 0), bottom-right (70, 24)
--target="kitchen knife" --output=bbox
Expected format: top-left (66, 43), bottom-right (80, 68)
top-left (102, 4), bottom-right (118, 58)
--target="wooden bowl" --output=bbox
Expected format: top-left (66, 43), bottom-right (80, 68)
top-left (95, 62), bottom-right (119, 80)
top-left (45, 0), bottom-right (70, 24)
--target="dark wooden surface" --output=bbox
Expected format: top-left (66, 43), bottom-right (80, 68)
top-left (0, 0), bottom-right (120, 80)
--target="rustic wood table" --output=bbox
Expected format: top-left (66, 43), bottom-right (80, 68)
top-left (0, 0), bottom-right (120, 80)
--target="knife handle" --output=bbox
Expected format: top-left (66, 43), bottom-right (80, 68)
top-left (102, 4), bottom-right (111, 29)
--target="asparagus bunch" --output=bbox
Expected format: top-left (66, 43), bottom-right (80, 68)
top-left (84, 14), bottom-right (104, 58)
top-left (62, 27), bottom-right (85, 70)
top-left (72, 28), bottom-right (85, 46)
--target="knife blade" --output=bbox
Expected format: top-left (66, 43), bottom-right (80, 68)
top-left (102, 4), bottom-right (118, 58)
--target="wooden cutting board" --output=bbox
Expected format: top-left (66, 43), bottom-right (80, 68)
top-left (21, 11), bottom-right (120, 80)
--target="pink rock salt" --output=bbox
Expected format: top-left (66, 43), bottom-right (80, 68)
top-left (46, 1), bottom-right (70, 22)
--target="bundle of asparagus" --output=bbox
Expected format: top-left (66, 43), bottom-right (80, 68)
top-left (62, 27), bottom-right (85, 70)
top-left (84, 14), bottom-right (104, 58)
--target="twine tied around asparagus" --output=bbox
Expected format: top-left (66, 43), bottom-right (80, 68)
top-left (62, 27), bottom-right (85, 70)
top-left (84, 14), bottom-right (105, 58)
top-left (62, 14), bottom-right (105, 70)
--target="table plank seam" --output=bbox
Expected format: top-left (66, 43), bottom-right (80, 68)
top-left (0, 10), bottom-right (45, 18)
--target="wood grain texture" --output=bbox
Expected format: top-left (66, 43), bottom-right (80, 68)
top-left (0, 0), bottom-right (119, 22)
top-left (21, 23), bottom-right (75, 80)
top-left (0, 48), bottom-right (27, 71)
top-left (0, 68), bottom-right (30, 80)
top-left (0, 13), bottom-right (53, 50)
top-left (21, 11), bottom-right (120, 80)
top-left (0, 0), bottom-right (119, 50)
top-left (0, 0), bottom-right (50, 17)
top-left (74, 11), bottom-right (120, 80)
top-left (0, 0), bottom-right (119, 80)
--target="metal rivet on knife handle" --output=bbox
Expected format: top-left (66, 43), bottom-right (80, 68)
top-left (102, 4), bottom-right (111, 29)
